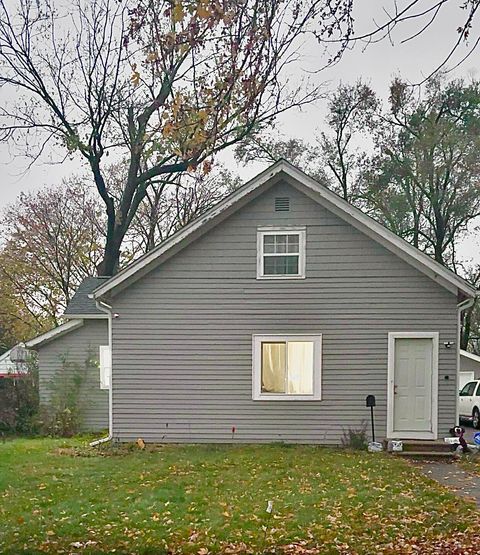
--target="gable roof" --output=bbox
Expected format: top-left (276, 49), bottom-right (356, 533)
top-left (25, 319), bottom-right (84, 349)
top-left (93, 159), bottom-right (476, 300)
top-left (64, 277), bottom-right (110, 318)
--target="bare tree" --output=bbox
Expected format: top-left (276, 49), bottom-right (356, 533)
top-left (126, 166), bottom-right (242, 256)
top-left (235, 132), bottom-right (331, 185)
top-left (0, 0), bottom-right (357, 275)
top-left (346, 1), bottom-right (480, 82)
top-left (236, 81), bottom-right (378, 202)
top-left (319, 80), bottom-right (378, 201)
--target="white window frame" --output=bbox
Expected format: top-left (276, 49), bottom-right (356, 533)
top-left (257, 226), bottom-right (306, 280)
top-left (252, 334), bottom-right (322, 401)
top-left (99, 345), bottom-right (112, 390)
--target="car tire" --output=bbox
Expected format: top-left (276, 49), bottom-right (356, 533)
top-left (473, 408), bottom-right (480, 429)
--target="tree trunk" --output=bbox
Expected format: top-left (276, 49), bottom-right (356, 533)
top-left (98, 237), bottom-right (122, 276)
top-left (97, 207), bottom-right (128, 276)
top-left (461, 305), bottom-right (473, 351)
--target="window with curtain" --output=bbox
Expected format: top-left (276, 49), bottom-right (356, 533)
top-left (257, 227), bottom-right (306, 279)
top-left (253, 335), bottom-right (321, 400)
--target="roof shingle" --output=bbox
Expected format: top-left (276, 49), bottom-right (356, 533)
top-left (64, 277), bottom-right (110, 316)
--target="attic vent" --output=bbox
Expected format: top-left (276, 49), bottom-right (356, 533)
top-left (275, 197), bottom-right (290, 212)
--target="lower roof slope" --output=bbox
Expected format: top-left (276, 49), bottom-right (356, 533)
top-left (64, 277), bottom-right (110, 318)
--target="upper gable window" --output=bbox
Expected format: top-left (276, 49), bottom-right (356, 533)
top-left (257, 227), bottom-right (306, 279)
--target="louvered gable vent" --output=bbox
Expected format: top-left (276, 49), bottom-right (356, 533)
top-left (275, 197), bottom-right (290, 212)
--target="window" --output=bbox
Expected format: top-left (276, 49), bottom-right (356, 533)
top-left (252, 335), bottom-right (321, 400)
top-left (99, 345), bottom-right (111, 390)
top-left (257, 227), bottom-right (306, 279)
top-left (460, 381), bottom-right (477, 397)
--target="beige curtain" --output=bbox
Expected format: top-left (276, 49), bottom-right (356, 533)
top-left (287, 342), bottom-right (313, 394)
top-left (261, 341), bottom-right (314, 394)
top-left (261, 343), bottom-right (286, 393)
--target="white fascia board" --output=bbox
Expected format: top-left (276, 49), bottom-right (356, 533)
top-left (460, 349), bottom-right (480, 364)
top-left (25, 319), bottom-right (84, 349)
top-left (63, 313), bottom-right (108, 320)
top-left (92, 159), bottom-right (476, 300)
top-left (0, 349), bottom-right (12, 363)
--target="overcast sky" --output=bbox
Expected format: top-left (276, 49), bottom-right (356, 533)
top-left (1, 1), bottom-right (479, 266)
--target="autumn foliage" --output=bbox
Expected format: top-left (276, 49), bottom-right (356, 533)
top-left (0, 0), bottom-right (354, 275)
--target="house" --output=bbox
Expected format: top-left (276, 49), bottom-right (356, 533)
top-left (0, 347), bottom-right (28, 378)
top-left (88, 160), bottom-right (476, 445)
top-left (459, 350), bottom-right (480, 389)
top-left (26, 277), bottom-right (110, 431)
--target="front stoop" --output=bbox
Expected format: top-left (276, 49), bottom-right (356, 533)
top-left (384, 439), bottom-right (457, 460)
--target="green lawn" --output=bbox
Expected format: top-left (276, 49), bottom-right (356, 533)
top-left (1, 438), bottom-right (479, 554)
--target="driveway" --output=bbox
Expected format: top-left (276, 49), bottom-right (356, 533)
top-left (418, 461), bottom-right (480, 507)
top-left (462, 422), bottom-right (479, 444)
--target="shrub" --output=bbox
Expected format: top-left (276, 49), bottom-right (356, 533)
top-left (341, 422), bottom-right (368, 450)
top-left (37, 350), bottom-right (92, 437)
top-left (0, 355), bottom-right (39, 435)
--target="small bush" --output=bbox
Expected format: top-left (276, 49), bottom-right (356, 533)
top-left (38, 351), bottom-right (91, 437)
top-left (341, 423), bottom-right (368, 450)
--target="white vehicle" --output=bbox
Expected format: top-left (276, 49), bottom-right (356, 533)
top-left (459, 380), bottom-right (480, 428)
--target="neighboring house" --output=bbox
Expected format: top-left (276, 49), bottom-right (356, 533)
top-left (89, 160), bottom-right (476, 444)
top-left (26, 277), bottom-right (110, 431)
top-left (459, 350), bottom-right (480, 389)
top-left (0, 347), bottom-right (28, 378)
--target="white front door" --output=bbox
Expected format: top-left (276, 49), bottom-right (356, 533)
top-left (388, 333), bottom-right (438, 440)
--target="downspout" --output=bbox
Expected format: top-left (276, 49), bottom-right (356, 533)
top-left (90, 298), bottom-right (113, 447)
top-left (456, 296), bottom-right (476, 426)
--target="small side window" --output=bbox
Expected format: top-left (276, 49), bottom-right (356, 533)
top-left (99, 345), bottom-right (111, 390)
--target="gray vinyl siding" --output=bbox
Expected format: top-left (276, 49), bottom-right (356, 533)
top-left (111, 181), bottom-right (459, 444)
top-left (37, 319), bottom-right (108, 432)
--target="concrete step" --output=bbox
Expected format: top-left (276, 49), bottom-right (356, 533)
top-left (392, 450), bottom-right (457, 459)
top-left (402, 440), bottom-right (453, 453)
top-left (385, 439), bottom-right (455, 453)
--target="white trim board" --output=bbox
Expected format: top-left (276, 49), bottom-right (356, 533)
top-left (387, 332), bottom-right (439, 441)
top-left (63, 313), bottom-right (108, 320)
top-left (92, 159), bottom-right (476, 300)
top-left (25, 319), bottom-right (84, 349)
